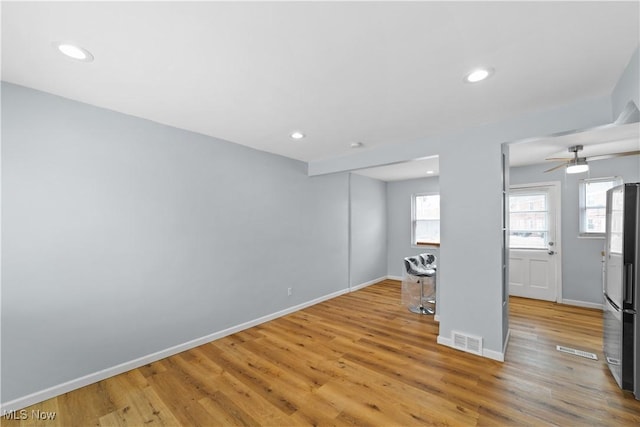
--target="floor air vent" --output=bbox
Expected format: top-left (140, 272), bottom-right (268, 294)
top-left (452, 331), bottom-right (483, 356)
top-left (556, 345), bottom-right (598, 360)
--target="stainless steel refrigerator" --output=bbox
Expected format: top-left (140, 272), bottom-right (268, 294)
top-left (603, 183), bottom-right (639, 399)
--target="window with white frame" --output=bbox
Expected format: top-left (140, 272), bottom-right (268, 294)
top-left (412, 193), bottom-right (440, 246)
top-left (579, 177), bottom-right (622, 236)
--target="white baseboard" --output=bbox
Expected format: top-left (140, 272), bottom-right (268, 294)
top-left (560, 299), bottom-right (603, 310)
top-left (483, 347), bottom-right (506, 362)
top-left (386, 275), bottom-right (403, 281)
top-left (502, 328), bottom-right (511, 359)
top-left (437, 334), bottom-right (505, 362)
top-left (0, 287), bottom-right (350, 413)
top-left (437, 335), bottom-right (452, 347)
top-left (350, 276), bottom-right (387, 292)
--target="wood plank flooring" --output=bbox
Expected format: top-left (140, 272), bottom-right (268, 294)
top-left (3, 279), bottom-right (640, 426)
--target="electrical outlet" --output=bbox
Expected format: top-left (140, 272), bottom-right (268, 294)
top-left (287, 287), bottom-right (292, 296)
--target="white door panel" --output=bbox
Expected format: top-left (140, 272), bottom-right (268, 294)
top-left (530, 259), bottom-right (549, 288)
top-left (509, 250), bottom-right (556, 300)
top-left (508, 183), bottom-right (561, 301)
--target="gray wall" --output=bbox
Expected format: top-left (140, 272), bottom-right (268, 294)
top-left (349, 173), bottom-right (387, 287)
top-left (1, 82), bottom-right (350, 403)
top-left (510, 155), bottom-right (640, 305)
top-left (386, 176), bottom-right (440, 278)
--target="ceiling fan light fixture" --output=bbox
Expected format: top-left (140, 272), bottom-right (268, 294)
top-left (566, 158), bottom-right (589, 174)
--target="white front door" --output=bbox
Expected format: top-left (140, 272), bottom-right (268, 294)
top-left (508, 183), bottom-right (561, 301)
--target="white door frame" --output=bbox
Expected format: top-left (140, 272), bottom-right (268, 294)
top-left (509, 181), bottom-right (563, 302)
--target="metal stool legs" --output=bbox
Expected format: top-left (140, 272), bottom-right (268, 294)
top-left (407, 276), bottom-right (434, 315)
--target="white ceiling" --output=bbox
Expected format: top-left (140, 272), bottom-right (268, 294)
top-left (2, 2), bottom-right (639, 167)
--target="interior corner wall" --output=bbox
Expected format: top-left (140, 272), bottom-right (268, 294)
top-left (437, 138), bottom-right (506, 357)
top-left (349, 173), bottom-right (387, 288)
top-left (510, 155), bottom-right (640, 306)
top-left (386, 176), bottom-right (440, 278)
top-left (1, 82), bottom-right (350, 405)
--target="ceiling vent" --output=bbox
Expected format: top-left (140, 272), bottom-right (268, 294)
top-left (452, 331), bottom-right (483, 356)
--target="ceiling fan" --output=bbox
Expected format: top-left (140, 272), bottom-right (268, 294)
top-left (544, 145), bottom-right (640, 174)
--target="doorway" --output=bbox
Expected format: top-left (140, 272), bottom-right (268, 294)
top-left (508, 182), bottom-right (562, 301)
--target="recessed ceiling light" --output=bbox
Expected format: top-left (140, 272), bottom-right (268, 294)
top-left (426, 170), bottom-right (434, 174)
top-left (465, 67), bottom-right (493, 83)
top-left (350, 142), bottom-right (363, 148)
top-left (53, 42), bottom-right (94, 62)
top-left (290, 131), bottom-right (305, 140)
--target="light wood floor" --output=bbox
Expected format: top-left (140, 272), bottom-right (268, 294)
top-left (4, 279), bottom-right (640, 426)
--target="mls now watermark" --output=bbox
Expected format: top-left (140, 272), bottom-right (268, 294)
top-left (3, 409), bottom-right (57, 421)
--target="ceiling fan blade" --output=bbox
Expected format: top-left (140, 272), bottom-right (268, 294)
top-left (544, 162), bottom-right (568, 173)
top-left (545, 157), bottom-right (572, 161)
top-left (587, 150), bottom-right (640, 162)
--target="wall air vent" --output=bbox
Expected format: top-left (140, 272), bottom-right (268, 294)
top-left (452, 331), bottom-right (483, 356)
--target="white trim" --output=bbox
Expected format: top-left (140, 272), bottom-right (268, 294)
top-left (437, 334), bottom-right (505, 362)
top-left (502, 328), bottom-right (511, 358)
top-left (437, 334), bottom-right (452, 347)
top-left (559, 299), bottom-right (603, 310)
top-left (350, 276), bottom-right (387, 292)
top-left (0, 287), bottom-right (349, 413)
top-left (483, 347), bottom-right (506, 362)
top-left (510, 181), bottom-right (560, 190)
top-left (347, 173), bottom-right (352, 290)
top-left (434, 314), bottom-right (440, 322)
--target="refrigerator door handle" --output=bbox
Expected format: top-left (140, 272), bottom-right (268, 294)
top-left (623, 263), bottom-right (634, 306)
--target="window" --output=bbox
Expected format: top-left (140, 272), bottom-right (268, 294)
top-left (579, 177), bottom-right (622, 237)
top-left (509, 191), bottom-right (549, 249)
top-left (609, 187), bottom-right (624, 254)
top-left (412, 193), bottom-right (440, 246)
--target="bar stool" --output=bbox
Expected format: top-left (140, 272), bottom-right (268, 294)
top-left (403, 256), bottom-right (436, 315)
top-left (419, 253), bottom-right (437, 305)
